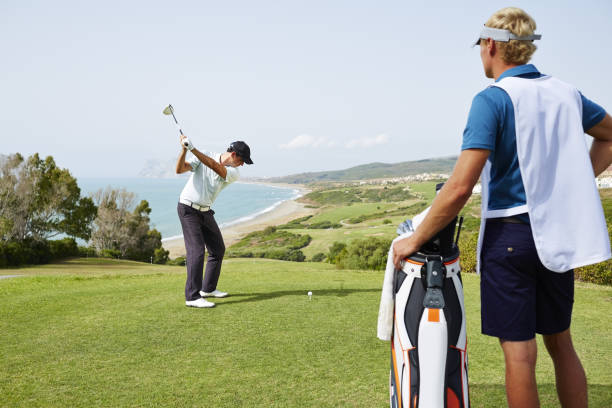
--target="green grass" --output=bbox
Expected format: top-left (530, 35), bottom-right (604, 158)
top-left (295, 225), bottom-right (395, 258)
top-left (404, 180), bottom-right (443, 201)
top-left (307, 202), bottom-right (400, 224)
top-left (1, 258), bottom-right (611, 407)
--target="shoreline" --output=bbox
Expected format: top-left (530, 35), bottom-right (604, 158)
top-left (162, 183), bottom-right (314, 258)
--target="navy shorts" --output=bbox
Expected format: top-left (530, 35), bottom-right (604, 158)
top-left (480, 220), bottom-right (574, 341)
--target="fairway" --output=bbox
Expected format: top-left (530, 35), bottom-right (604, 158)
top-left (1, 258), bottom-right (611, 407)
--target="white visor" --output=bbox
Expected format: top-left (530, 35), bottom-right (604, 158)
top-left (472, 26), bottom-right (541, 47)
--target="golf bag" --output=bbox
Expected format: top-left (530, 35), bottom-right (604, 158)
top-left (390, 185), bottom-right (469, 408)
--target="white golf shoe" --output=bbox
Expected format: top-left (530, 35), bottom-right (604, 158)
top-left (199, 289), bottom-right (228, 298)
top-left (185, 298), bottom-right (215, 308)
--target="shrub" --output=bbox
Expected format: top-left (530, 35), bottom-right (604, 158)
top-left (347, 215), bottom-right (367, 224)
top-left (311, 252), bottom-right (326, 262)
top-left (326, 242), bottom-right (347, 264)
top-left (78, 246), bottom-right (97, 257)
top-left (575, 260), bottom-right (612, 285)
top-left (1, 241), bottom-right (28, 266)
top-left (383, 219), bottom-right (392, 225)
top-left (0, 238), bottom-right (87, 267)
top-left (306, 221), bottom-right (342, 229)
top-left (100, 249), bottom-right (121, 259)
top-left (49, 238), bottom-right (79, 259)
top-left (153, 247), bottom-right (170, 264)
top-left (575, 222), bottom-right (612, 285)
top-left (266, 249), bottom-right (305, 262)
top-left (276, 215), bottom-right (313, 229)
top-left (27, 239), bottom-right (52, 265)
top-left (228, 248), bottom-right (306, 262)
top-left (0, 239), bottom-right (40, 266)
top-left (333, 237), bottom-right (391, 271)
top-left (230, 228), bottom-right (312, 252)
top-left (304, 189), bottom-right (362, 205)
top-left (227, 225), bottom-right (311, 262)
top-left (458, 232), bottom-right (479, 274)
top-left (226, 251), bottom-right (253, 258)
top-left (167, 256), bottom-right (186, 266)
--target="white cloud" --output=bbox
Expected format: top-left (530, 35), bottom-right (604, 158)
top-left (345, 133), bottom-right (390, 149)
top-left (279, 134), bottom-right (337, 149)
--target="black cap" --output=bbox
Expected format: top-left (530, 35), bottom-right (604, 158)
top-left (230, 141), bottom-right (253, 165)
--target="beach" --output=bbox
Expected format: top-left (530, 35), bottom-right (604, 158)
top-left (162, 184), bottom-right (315, 258)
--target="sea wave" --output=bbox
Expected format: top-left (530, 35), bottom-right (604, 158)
top-left (161, 234), bottom-right (184, 242)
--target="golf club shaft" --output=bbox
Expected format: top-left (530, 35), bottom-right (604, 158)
top-left (175, 121), bottom-right (185, 136)
top-left (165, 105), bottom-right (189, 146)
top-left (169, 110), bottom-right (184, 136)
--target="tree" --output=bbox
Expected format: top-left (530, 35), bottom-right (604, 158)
top-left (124, 202), bottom-right (167, 262)
top-left (0, 153), bottom-right (96, 241)
top-left (90, 188), bottom-right (168, 262)
top-left (90, 188), bottom-right (136, 256)
top-left (0, 153), bottom-right (28, 239)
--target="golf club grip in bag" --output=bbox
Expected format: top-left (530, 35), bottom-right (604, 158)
top-left (390, 185), bottom-right (469, 408)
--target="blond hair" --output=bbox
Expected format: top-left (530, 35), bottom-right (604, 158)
top-left (485, 7), bottom-right (537, 65)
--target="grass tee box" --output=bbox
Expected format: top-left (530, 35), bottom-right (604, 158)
top-left (1, 258), bottom-right (611, 407)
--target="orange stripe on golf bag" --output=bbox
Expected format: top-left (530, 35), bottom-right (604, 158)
top-left (447, 388), bottom-right (460, 408)
top-left (391, 344), bottom-right (402, 408)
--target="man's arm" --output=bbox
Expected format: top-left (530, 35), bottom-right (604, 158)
top-left (392, 149), bottom-right (490, 268)
top-left (191, 149), bottom-right (227, 179)
top-left (587, 113), bottom-right (612, 176)
top-left (175, 146), bottom-right (191, 174)
top-left (179, 135), bottom-right (228, 179)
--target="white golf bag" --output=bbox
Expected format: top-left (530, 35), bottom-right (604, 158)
top-left (390, 185), bottom-right (469, 408)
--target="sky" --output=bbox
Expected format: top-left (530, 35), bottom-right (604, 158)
top-left (1, 0), bottom-right (611, 179)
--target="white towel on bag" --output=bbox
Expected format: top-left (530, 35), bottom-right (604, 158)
top-left (377, 207), bottom-right (430, 341)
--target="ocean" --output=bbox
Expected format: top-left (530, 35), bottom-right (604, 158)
top-left (78, 178), bottom-right (300, 241)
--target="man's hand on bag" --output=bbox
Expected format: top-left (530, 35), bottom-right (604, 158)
top-left (392, 236), bottom-right (420, 269)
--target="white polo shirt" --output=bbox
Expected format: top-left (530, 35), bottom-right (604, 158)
top-left (179, 151), bottom-right (240, 207)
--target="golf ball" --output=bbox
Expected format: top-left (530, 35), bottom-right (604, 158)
top-left (307, 291), bottom-right (312, 296)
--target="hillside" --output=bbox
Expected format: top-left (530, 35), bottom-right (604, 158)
top-left (138, 155), bottom-right (457, 181)
top-left (263, 156), bottom-right (458, 184)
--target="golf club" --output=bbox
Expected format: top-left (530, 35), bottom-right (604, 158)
top-left (163, 104), bottom-right (190, 148)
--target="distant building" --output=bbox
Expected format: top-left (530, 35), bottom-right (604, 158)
top-left (596, 177), bottom-right (612, 189)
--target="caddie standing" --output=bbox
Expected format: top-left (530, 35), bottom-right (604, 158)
top-left (176, 134), bottom-right (253, 308)
top-left (392, 7), bottom-right (612, 407)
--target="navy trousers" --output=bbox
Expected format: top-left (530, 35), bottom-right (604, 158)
top-left (177, 203), bottom-right (226, 301)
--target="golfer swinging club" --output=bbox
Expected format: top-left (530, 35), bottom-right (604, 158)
top-left (176, 134), bottom-right (253, 308)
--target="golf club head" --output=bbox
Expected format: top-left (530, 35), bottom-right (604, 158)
top-left (162, 104), bottom-right (174, 115)
top-left (163, 104), bottom-right (185, 138)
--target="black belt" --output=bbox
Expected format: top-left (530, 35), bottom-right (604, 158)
top-left (491, 216), bottom-right (528, 224)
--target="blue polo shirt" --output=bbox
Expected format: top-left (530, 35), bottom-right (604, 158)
top-left (462, 64), bottom-right (606, 212)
